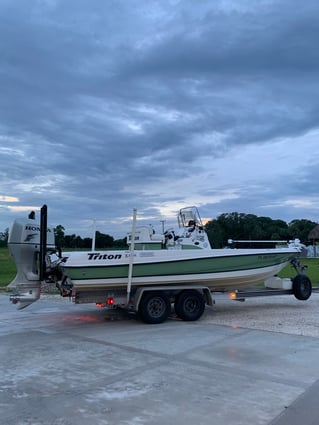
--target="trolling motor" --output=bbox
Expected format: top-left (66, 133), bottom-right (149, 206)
top-left (7, 205), bottom-right (58, 309)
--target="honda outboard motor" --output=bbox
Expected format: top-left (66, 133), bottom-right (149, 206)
top-left (7, 205), bottom-right (56, 309)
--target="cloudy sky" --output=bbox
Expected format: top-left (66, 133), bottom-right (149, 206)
top-left (1, 0), bottom-right (319, 238)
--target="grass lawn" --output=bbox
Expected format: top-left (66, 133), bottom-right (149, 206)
top-left (278, 257), bottom-right (319, 286)
top-left (0, 247), bottom-right (16, 288)
top-left (1, 247), bottom-right (319, 290)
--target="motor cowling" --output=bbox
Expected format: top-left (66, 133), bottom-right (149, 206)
top-left (7, 214), bottom-right (56, 309)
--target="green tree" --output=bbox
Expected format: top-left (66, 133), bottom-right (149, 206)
top-left (95, 231), bottom-right (114, 249)
top-left (0, 228), bottom-right (9, 247)
top-left (64, 234), bottom-right (78, 248)
top-left (54, 225), bottom-right (65, 248)
top-left (83, 237), bottom-right (93, 249)
top-left (205, 219), bottom-right (227, 248)
top-left (113, 238), bottom-right (127, 248)
top-left (205, 212), bottom-right (292, 248)
top-left (288, 219), bottom-right (317, 244)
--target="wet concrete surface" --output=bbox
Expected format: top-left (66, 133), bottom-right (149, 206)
top-left (1, 293), bottom-right (319, 425)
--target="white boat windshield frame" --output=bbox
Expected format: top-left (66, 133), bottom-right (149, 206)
top-left (178, 206), bottom-right (203, 229)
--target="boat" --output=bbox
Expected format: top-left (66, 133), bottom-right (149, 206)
top-left (7, 205), bottom-right (302, 310)
top-left (59, 206), bottom-right (300, 291)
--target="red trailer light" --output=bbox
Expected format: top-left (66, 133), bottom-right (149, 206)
top-left (107, 297), bottom-right (114, 305)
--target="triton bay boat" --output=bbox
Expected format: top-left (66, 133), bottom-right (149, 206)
top-left (8, 205), bottom-right (306, 313)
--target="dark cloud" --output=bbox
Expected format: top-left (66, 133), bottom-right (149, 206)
top-left (1, 0), bottom-right (319, 237)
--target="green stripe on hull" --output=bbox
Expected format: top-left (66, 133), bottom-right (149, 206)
top-left (64, 252), bottom-right (294, 281)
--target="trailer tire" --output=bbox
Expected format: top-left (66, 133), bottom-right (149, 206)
top-left (139, 292), bottom-right (171, 324)
top-left (175, 290), bottom-right (205, 321)
top-left (292, 275), bottom-right (312, 300)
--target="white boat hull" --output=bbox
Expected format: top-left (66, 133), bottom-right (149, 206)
top-left (62, 248), bottom-right (298, 292)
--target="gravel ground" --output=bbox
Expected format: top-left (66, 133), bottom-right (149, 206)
top-left (204, 292), bottom-right (319, 337)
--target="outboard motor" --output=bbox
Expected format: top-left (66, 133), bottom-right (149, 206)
top-left (7, 205), bottom-right (56, 309)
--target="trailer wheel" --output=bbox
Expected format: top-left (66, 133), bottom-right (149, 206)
top-left (292, 275), bottom-right (312, 300)
top-left (175, 290), bottom-right (205, 321)
top-left (139, 292), bottom-right (171, 324)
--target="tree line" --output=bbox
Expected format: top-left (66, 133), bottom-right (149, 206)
top-left (205, 213), bottom-right (316, 248)
top-left (54, 225), bottom-right (127, 249)
top-left (0, 212), bottom-right (317, 249)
